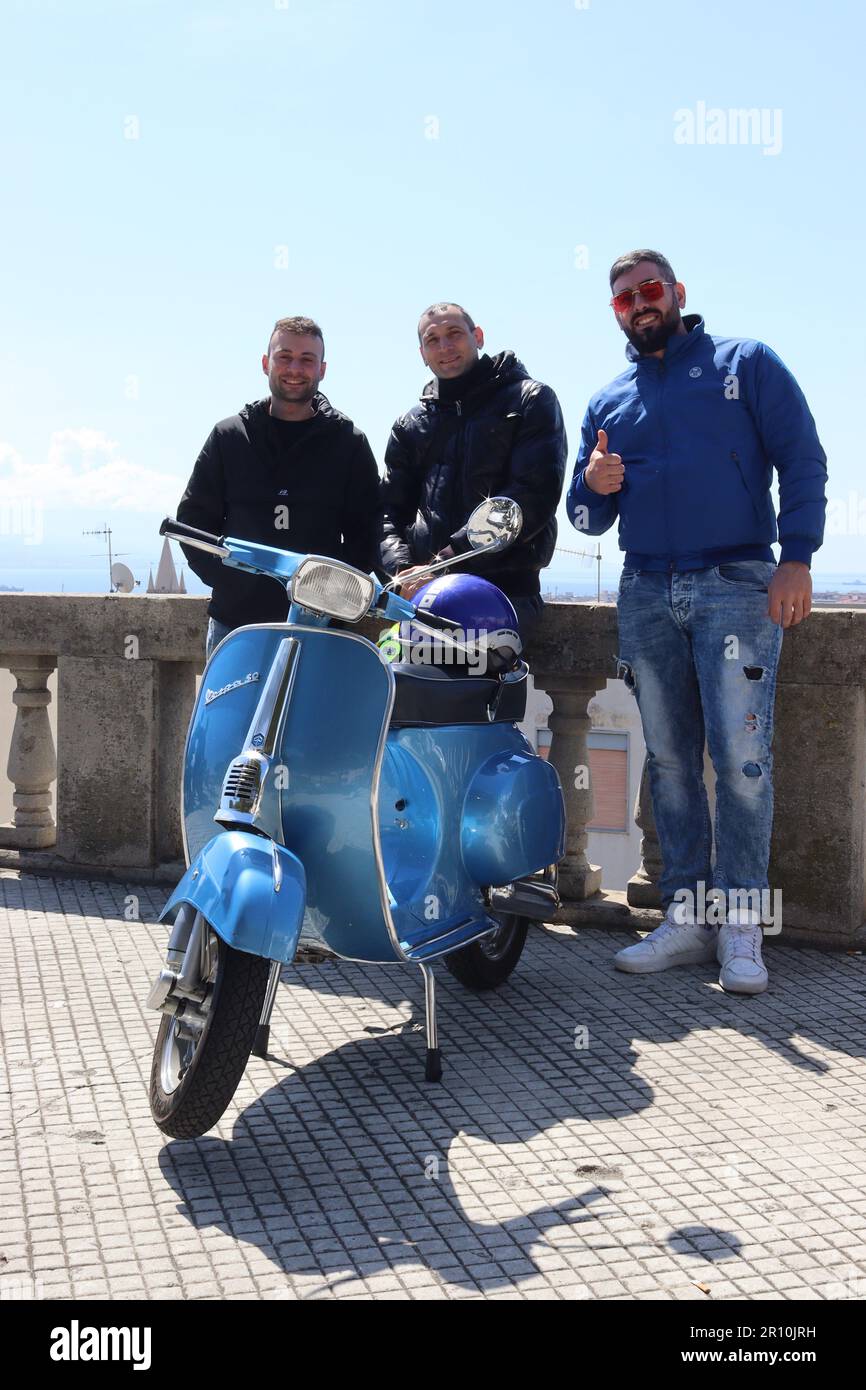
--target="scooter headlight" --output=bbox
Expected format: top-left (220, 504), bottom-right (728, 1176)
top-left (291, 557), bottom-right (375, 622)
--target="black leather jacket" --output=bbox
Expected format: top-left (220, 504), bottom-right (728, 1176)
top-left (379, 351), bottom-right (567, 598)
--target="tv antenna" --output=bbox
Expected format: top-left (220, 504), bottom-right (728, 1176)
top-left (83, 524), bottom-right (139, 592)
top-left (555, 542), bottom-right (602, 601)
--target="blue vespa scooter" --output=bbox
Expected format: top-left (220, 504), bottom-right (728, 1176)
top-left (147, 499), bottom-right (565, 1139)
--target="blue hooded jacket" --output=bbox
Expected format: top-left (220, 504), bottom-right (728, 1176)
top-left (566, 315), bottom-right (827, 569)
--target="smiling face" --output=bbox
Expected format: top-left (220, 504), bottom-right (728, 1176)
top-left (611, 259), bottom-right (687, 356)
top-left (262, 329), bottom-right (326, 406)
top-left (418, 306), bottom-right (484, 379)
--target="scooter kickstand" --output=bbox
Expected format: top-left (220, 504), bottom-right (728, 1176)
top-left (419, 963), bottom-right (442, 1082)
top-left (251, 960), bottom-right (281, 1059)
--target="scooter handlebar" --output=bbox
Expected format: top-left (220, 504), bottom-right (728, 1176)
top-left (407, 609), bottom-right (461, 632)
top-left (160, 517), bottom-right (223, 547)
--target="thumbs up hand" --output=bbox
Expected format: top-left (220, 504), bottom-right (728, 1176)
top-left (584, 429), bottom-right (625, 495)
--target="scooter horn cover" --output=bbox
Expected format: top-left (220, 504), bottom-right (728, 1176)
top-left (401, 573), bottom-right (522, 676)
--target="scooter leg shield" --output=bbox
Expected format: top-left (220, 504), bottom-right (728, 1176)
top-left (159, 831), bottom-right (307, 965)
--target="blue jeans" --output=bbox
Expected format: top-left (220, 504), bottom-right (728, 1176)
top-left (616, 561), bottom-right (783, 910)
top-left (205, 617), bottom-right (233, 661)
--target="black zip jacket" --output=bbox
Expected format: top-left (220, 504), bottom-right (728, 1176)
top-left (176, 395), bottom-right (380, 627)
top-left (379, 351), bottom-right (567, 599)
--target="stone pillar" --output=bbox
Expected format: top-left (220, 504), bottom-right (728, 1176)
top-left (156, 661), bottom-right (199, 866)
top-left (627, 751), bottom-right (662, 907)
top-left (770, 681), bottom-right (866, 945)
top-left (0, 656), bottom-right (57, 848)
top-left (56, 655), bottom-right (158, 868)
top-left (537, 674), bottom-right (603, 900)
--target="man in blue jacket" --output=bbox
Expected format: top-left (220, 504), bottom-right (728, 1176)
top-left (567, 250), bottom-right (827, 995)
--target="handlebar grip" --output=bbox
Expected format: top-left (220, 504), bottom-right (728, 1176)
top-left (411, 609), bottom-right (461, 632)
top-left (160, 516), bottom-right (222, 545)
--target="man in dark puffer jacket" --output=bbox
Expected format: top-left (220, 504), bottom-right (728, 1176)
top-left (378, 302), bottom-right (567, 638)
top-left (176, 316), bottom-right (380, 658)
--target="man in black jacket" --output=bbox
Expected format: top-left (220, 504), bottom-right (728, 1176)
top-left (177, 316), bottom-right (380, 657)
top-left (379, 302), bottom-right (567, 637)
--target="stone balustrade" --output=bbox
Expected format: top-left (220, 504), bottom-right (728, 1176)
top-left (0, 595), bottom-right (204, 880)
top-left (1, 593), bottom-right (864, 947)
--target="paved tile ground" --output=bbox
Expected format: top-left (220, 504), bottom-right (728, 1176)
top-left (2, 870), bottom-right (866, 1302)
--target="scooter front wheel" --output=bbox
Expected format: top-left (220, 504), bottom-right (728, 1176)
top-left (149, 922), bottom-right (270, 1140)
top-left (443, 915), bottom-right (529, 991)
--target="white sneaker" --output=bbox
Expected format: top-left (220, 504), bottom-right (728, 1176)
top-left (717, 922), bottom-right (768, 995)
top-left (614, 909), bottom-right (718, 974)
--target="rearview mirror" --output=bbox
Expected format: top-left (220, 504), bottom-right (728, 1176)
top-left (382, 496), bottom-right (524, 595)
top-left (466, 497), bottom-right (523, 553)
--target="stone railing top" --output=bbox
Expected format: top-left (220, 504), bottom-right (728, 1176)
top-left (0, 593), bottom-right (865, 685)
top-left (529, 601), bottom-right (866, 687)
top-left (0, 593), bottom-right (210, 664)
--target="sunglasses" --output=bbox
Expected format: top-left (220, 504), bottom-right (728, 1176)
top-left (610, 279), bottom-right (676, 314)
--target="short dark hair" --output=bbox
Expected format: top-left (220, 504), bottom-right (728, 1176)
top-left (268, 315), bottom-right (325, 358)
top-left (609, 250), bottom-right (677, 290)
top-left (417, 302), bottom-right (476, 341)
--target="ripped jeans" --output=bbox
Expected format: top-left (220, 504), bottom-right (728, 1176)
top-left (616, 561), bottom-right (783, 911)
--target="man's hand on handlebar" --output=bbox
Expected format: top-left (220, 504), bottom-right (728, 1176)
top-left (395, 567), bottom-right (429, 600)
top-left (395, 546), bottom-right (455, 600)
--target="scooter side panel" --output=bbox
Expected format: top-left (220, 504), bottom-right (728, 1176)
top-left (274, 629), bottom-right (400, 963)
top-left (379, 724), bottom-right (563, 957)
top-left (159, 831), bottom-right (307, 965)
top-left (461, 751), bottom-right (566, 885)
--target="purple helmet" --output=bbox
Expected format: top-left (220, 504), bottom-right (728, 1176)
top-left (401, 573), bottom-right (522, 677)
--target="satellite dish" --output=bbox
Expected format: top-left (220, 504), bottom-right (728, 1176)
top-left (111, 562), bottom-right (136, 594)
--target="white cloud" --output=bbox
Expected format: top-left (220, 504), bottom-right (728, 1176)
top-left (0, 429), bottom-right (182, 513)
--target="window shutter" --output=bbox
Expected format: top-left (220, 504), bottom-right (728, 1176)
top-left (587, 734), bottom-right (629, 831)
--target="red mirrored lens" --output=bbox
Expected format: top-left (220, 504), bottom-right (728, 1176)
top-left (639, 279), bottom-right (666, 302)
top-left (611, 280), bottom-right (666, 313)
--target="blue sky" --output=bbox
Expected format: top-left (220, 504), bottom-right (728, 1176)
top-left (1, 0), bottom-right (863, 591)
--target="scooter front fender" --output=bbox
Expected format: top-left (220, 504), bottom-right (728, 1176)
top-left (159, 831), bottom-right (307, 965)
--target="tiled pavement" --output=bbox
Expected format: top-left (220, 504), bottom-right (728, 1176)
top-left (2, 870), bottom-right (866, 1302)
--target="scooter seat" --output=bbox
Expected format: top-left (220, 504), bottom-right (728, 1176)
top-left (389, 661), bottom-right (528, 727)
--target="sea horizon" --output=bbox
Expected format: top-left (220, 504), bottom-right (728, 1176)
top-left (2, 564), bottom-right (866, 598)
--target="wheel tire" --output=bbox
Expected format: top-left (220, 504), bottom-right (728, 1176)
top-left (443, 915), bottom-right (529, 991)
top-left (149, 931), bottom-right (270, 1140)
